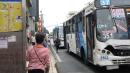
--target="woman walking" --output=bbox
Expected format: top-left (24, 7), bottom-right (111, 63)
top-left (26, 33), bottom-right (50, 73)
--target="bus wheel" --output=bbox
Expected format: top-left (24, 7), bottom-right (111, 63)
top-left (67, 44), bottom-right (70, 53)
top-left (80, 48), bottom-right (85, 63)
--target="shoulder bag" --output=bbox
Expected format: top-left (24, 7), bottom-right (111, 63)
top-left (33, 47), bottom-right (49, 73)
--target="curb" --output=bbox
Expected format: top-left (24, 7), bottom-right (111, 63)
top-left (49, 44), bottom-right (61, 62)
top-left (55, 62), bottom-right (62, 73)
top-left (49, 42), bottom-right (62, 73)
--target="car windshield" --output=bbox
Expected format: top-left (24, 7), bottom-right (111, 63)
top-left (96, 9), bottom-right (129, 42)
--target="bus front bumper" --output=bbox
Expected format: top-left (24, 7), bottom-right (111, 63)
top-left (96, 55), bottom-right (130, 66)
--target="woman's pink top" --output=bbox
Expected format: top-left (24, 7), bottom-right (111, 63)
top-left (26, 45), bottom-right (50, 71)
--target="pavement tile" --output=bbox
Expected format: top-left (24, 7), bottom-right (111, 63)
top-left (49, 50), bottom-right (58, 73)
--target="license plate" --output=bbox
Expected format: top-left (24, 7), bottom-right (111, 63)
top-left (106, 65), bottom-right (119, 70)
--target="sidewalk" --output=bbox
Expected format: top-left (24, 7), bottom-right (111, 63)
top-left (49, 50), bottom-right (58, 73)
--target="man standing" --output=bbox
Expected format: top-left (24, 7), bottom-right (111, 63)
top-left (54, 38), bottom-right (60, 53)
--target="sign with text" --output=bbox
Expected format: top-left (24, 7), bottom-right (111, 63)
top-left (95, 0), bottom-right (130, 8)
top-left (0, 1), bottom-right (22, 32)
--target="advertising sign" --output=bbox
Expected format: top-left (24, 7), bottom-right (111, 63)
top-left (0, 0), bottom-right (22, 32)
top-left (0, 0), bottom-right (26, 73)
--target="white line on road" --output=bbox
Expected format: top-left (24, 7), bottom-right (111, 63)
top-left (51, 46), bottom-right (62, 62)
top-left (50, 39), bottom-right (62, 62)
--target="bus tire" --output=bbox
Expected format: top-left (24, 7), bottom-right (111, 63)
top-left (67, 44), bottom-right (70, 53)
top-left (80, 47), bottom-right (85, 63)
top-left (86, 58), bottom-right (91, 66)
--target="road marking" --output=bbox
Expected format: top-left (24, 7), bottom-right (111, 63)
top-left (50, 39), bottom-right (62, 62)
top-left (51, 46), bottom-right (62, 62)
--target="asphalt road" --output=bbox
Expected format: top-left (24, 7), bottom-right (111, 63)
top-left (57, 49), bottom-right (130, 73)
top-left (49, 39), bottom-right (130, 73)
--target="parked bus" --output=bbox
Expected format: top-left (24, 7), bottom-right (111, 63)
top-left (53, 26), bottom-right (64, 48)
top-left (63, 0), bottom-right (130, 70)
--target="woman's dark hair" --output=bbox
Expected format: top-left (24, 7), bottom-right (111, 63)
top-left (35, 32), bottom-right (45, 44)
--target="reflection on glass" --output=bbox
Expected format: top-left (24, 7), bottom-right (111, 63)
top-left (111, 8), bottom-right (128, 32)
top-left (96, 9), bottom-right (129, 42)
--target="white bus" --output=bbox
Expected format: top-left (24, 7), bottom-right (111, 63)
top-left (63, 0), bottom-right (130, 70)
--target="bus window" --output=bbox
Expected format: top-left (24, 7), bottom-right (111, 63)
top-left (72, 18), bottom-right (75, 33)
top-left (96, 9), bottom-right (129, 42)
top-left (96, 9), bottom-right (113, 42)
top-left (126, 8), bottom-right (130, 37)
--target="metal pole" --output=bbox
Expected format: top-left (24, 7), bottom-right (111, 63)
top-left (22, 0), bottom-right (26, 72)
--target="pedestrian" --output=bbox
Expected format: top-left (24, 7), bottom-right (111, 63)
top-left (43, 40), bottom-right (48, 48)
top-left (31, 35), bottom-right (35, 45)
top-left (27, 32), bottom-right (31, 44)
top-left (54, 38), bottom-right (60, 53)
top-left (43, 34), bottom-right (48, 48)
top-left (26, 32), bottom-right (50, 73)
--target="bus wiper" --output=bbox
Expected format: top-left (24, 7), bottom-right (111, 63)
top-left (112, 18), bottom-right (118, 33)
top-left (109, 8), bottom-right (119, 33)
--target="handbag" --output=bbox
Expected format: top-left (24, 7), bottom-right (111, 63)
top-left (33, 47), bottom-right (50, 73)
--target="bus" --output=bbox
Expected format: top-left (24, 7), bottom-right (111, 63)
top-left (53, 26), bottom-right (64, 48)
top-left (63, 0), bottom-right (130, 70)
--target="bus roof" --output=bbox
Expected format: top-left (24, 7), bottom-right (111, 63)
top-left (63, 2), bottom-right (96, 23)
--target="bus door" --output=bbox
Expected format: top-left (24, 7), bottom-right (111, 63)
top-left (75, 15), bottom-right (81, 55)
top-left (77, 16), bottom-right (86, 56)
top-left (70, 20), bottom-right (77, 54)
top-left (86, 14), bottom-right (95, 62)
top-left (63, 24), bottom-right (67, 48)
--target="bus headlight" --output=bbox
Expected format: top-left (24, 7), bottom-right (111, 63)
top-left (96, 49), bottom-right (112, 55)
top-left (101, 49), bottom-right (112, 55)
top-left (102, 50), bottom-right (106, 53)
top-left (106, 51), bottom-right (111, 55)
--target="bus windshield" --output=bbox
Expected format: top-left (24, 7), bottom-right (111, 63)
top-left (96, 9), bottom-right (129, 42)
top-left (59, 26), bottom-right (64, 38)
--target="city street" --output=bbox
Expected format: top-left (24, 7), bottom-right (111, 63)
top-left (49, 39), bottom-right (130, 73)
top-left (0, 0), bottom-right (130, 73)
